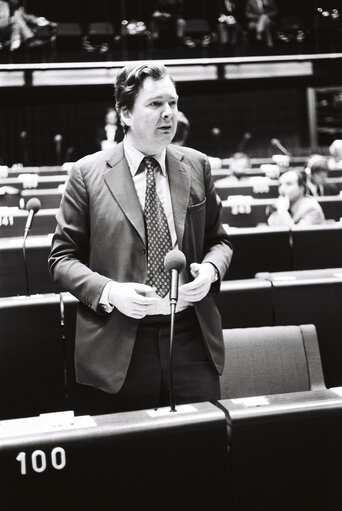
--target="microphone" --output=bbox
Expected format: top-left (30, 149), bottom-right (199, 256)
top-left (54, 134), bottom-right (63, 165)
top-left (236, 132), bottom-right (251, 152)
top-left (64, 146), bottom-right (74, 164)
top-left (24, 197), bottom-right (41, 235)
top-left (23, 198), bottom-right (41, 296)
top-left (271, 138), bottom-right (291, 157)
top-left (164, 249), bottom-right (186, 306)
top-left (20, 131), bottom-right (29, 166)
top-left (164, 249), bottom-right (186, 413)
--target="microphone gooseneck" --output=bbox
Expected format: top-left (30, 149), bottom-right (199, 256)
top-left (23, 198), bottom-right (41, 296)
top-left (164, 249), bottom-right (186, 413)
top-left (271, 138), bottom-right (291, 157)
top-left (236, 132), bottom-right (251, 153)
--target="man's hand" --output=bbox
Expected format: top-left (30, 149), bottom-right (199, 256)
top-left (108, 282), bottom-right (159, 319)
top-left (179, 263), bottom-right (216, 303)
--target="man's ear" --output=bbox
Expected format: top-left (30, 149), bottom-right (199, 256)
top-left (120, 108), bottom-right (132, 128)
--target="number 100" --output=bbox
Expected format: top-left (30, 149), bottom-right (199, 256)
top-left (16, 447), bottom-right (66, 475)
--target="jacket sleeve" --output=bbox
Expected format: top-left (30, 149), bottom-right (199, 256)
top-left (48, 163), bottom-right (110, 313)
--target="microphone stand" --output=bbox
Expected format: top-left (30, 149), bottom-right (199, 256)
top-left (169, 299), bottom-right (177, 413)
top-left (169, 268), bottom-right (179, 413)
top-left (22, 228), bottom-right (30, 296)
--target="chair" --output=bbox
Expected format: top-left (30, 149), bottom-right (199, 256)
top-left (220, 324), bottom-right (325, 399)
top-left (85, 22), bottom-right (115, 53)
top-left (55, 22), bottom-right (83, 51)
top-left (183, 18), bottom-right (212, 47)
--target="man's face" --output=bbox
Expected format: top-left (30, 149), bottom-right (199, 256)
top-left (311, 170), bottom-right (328, 186)
top-left (278, 171), bottom-right (303, 204)
top-left (123, 76), bottom-right (178, 155)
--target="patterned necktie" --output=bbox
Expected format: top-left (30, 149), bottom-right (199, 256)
top-left (143, 156), bottom-right (172, 297)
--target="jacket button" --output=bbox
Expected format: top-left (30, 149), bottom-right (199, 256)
top-left (142, 248), bottom-right (146, 254)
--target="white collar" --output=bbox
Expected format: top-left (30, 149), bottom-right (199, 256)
top-left (123, 137), bottom-right (167, 177)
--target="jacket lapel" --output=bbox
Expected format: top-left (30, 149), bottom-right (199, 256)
top-left (166, 146), bottom-right (191, 250)
top-left (104, 144), bottom-right (146, 246)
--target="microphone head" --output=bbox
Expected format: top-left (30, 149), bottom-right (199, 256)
top-left (20, 131), bottom-right (27, 138)
top-left (271, 138), bottom-right (280, 146)
top-left (54, 134), bottom-right (62, 142)
top-left (164, 249), bottom-right (186, 272)
top-left (26, 198), bottom-right (41, 213)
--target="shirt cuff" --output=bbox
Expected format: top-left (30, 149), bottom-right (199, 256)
top-left (98, 281), bottom-right (115, 313)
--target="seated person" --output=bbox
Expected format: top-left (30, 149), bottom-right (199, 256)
top-left (96, 107), bottom-right (124, 151)
top-left (217, 0), bottom-right (240, 46)
top-left (0, 0), bottom-right (55, 51)
top-left (172, 110), bottom-right (189, 146)
top-left (229, 151), bottom-right (251, 179)
top-left (245, 0), bottom-right (278, 48)
top-left (150, 0), bottom-right (186, 45)
top-left (267, 169), bottom-right (325, 226)
top-left (306, 154), bottom-right (339, 196)
top-left (328, 139), bottom-right (342, 170)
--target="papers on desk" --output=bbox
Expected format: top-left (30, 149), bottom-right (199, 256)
top-left (231, 396), bottom-right (270, 407)
top-left (0, 411), bottom-right (96, 438)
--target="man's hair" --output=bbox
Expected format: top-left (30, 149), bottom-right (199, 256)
top-left (281, 169), bottom-right (307, 192)
top-left (307, 154), bottom-right (329, 175)
top-left (113, 63), bottom-right (174, 130)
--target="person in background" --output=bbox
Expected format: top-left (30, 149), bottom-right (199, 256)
top-left (267, 169), bottom-right (325, 226)
top-left (245, 0), bottom-right (278, 48)
top-left (96, 107), bottom-right (124, 151)
top-left (0, 0), bottom-right (56, 51)
top-left (306, 154), bottom-right (339, 196)
top-left (49, 63), bottom-right (232, 415)
top-left (217, 0), bottom-right (240, 46)
top-left (150, 0), bottom-right (186, 46)
top-left (328, 139), bottom-right (342, 170)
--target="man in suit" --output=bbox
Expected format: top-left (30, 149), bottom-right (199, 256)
top-left (49, 63), bottom-right (232, 415)
top-left (306, 154), bottom-right (339, 197)
top-left (267, 169), bottom-right (325, 226)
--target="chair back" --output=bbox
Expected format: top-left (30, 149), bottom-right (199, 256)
top-left (220, 324), bottom-right (325, 398)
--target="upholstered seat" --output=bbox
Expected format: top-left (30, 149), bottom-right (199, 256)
top-left (220, 324), bottom-right (325, 398)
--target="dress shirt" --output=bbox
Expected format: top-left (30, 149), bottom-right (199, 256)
top-left (100, 137), bottom-right (193, 315)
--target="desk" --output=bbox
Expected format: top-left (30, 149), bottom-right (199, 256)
top-left (0, 208), bottom-right (57, 237)
top-left (0, 402), bottom-right (230, 511)
top-left (0, 236), bottom-right (60, 297)
top-left (219, 389), bottom-right (342, 510)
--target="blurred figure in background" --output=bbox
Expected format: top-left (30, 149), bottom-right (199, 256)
top-left (172, 110), bottom-right (189, 146)
top-left (217, 0), bottom-right (240, 46)
top-left (0, 0), bottom-right (55, 51)
top-left (229, 151), bottom-right (251, 179)
top-left (328, 139), bottom-right (342, 170)
top-left (267, 169), bottom-right (325, 226)
top-left (96, 107), bottom-right (124, 151)
top-left (245, 0), bottom-right (278, 48)
top-left (306, 154), bottom-right (339, 196)
top-left (150, 0), bottom-right (186, 46)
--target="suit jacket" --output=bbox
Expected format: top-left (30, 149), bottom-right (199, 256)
top-left (245, 0), bottom-right (277, 21)
top-left (268, 195), bottom-right (325, 226)
top-left (49, 142), bottom-right (232, 394)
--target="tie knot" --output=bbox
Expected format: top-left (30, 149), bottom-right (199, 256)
top-left (143, 156), bottom-right (159, 174)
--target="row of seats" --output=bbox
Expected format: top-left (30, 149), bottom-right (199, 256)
top-left (2, 267), bottom-right (342, 421)
top-left (1, 290), bottom-right (342, 510)
top-left (2, 223), bottom-right (342, 296)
